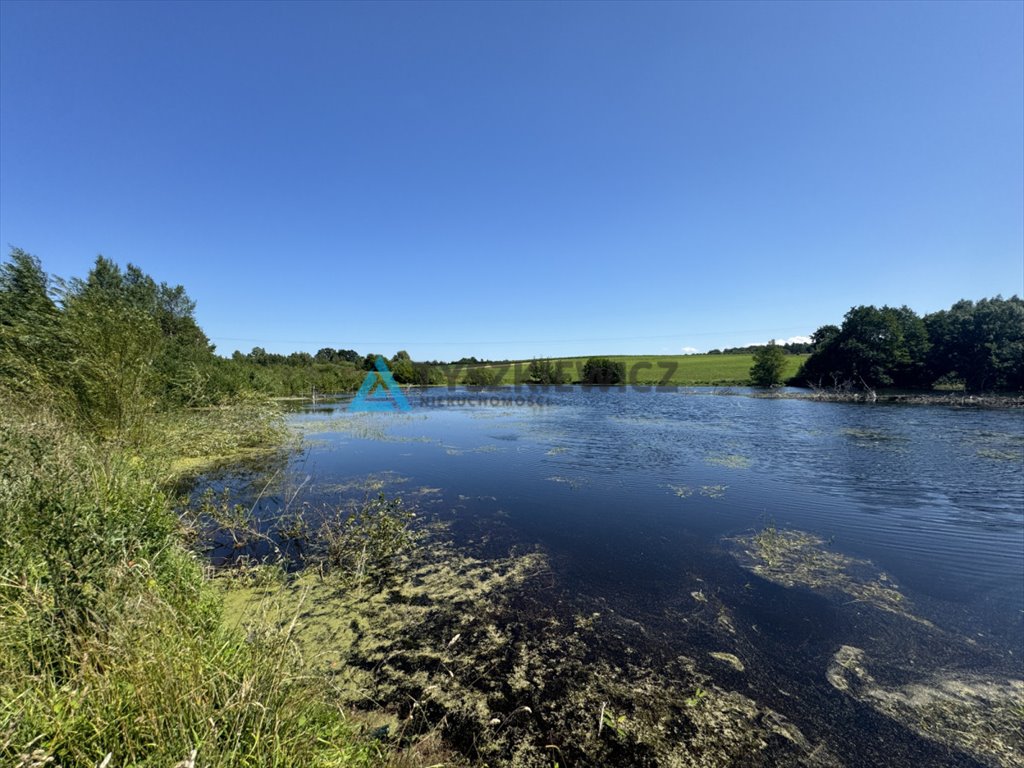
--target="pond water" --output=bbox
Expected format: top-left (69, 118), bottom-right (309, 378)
top-left (204, 386), bottom-right (1024, 766)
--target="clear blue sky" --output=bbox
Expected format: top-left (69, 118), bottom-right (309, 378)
top-left (2, 1), bottom-right (1021, 360)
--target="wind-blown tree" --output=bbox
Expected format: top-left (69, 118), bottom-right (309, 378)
top-left (749, 341), bottom-right (787, 387)
top-left (61, 258), bottom-right (174, 436)
top-left (0, 248), bottom-right (65, 391)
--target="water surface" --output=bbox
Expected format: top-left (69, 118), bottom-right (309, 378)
top-left (208, 387), bottom-right (1024, 766)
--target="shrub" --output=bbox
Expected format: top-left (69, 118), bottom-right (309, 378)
top-left (581, 357), bottom-right (625, 386)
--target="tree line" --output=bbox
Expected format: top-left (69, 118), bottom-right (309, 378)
top-left (0, 251), bottom-right (374, 435)
top-left (796, 298), bottom-right (1023, 391)
top-left (4, 250), bottom-right (1020, 411)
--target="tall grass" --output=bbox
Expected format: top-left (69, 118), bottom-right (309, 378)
top-left (0, 396), bottom-right (383, 767)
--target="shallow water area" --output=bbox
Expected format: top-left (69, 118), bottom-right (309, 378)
top-left (205, 386), bottom-right (1024, 767)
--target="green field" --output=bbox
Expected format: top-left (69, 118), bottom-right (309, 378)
top-left (447, 353), bottom-right (808, 386)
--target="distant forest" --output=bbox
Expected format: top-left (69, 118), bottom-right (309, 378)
top-left (2, 250), bottom-right (1022, 409)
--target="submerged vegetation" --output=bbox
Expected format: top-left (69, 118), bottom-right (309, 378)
top-left (220, 529), bottom-right (841, 768)
top-left (731, 524), bottom-right (923, 623)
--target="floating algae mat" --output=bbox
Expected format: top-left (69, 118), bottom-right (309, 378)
top-left (221, 529), bottom-right (844, 767)
top-left (827, 646), bottom-right (1024, 768)
top-left (729, 526), bottom-right (928, 624)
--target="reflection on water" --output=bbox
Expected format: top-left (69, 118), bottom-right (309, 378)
top-left (206, 387), bottom-right (1024, 766)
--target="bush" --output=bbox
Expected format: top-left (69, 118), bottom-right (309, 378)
top-left (526, 359), bottom-right (567, 385)
top-left (315, 494), bottom-right (417, 584)
top-left (581, 357), bottom-right (625, 386)
top-left (465, 366), bottom-right (498, 386)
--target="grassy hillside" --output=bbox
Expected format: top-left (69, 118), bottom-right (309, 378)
top-left (448, 353), bottom-right (808, 386)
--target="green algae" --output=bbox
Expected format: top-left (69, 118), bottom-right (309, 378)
top-left (705, 454), bottom-right (752, 469)
top-left (444, 444), bottom-right (504, 455)
top-left (219, 527), bottom-right (836, 767)
top-left (827, 646), bottom-right (1024, 768)
top-left (318, 472), bottom-right (412, 496)
top-left (977, 447), bottom-right (1023, 461)
top-left (668, 484), bottom-right (694, 498)
top-left (730, 527), bottom-right (930, 625)
top-left (709, 652), bottom-right (745, 672)
top-left (667, 484), bottom-right (728, 500)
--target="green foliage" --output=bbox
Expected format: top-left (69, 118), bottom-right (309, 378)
top-left (315, 494), bottom-right (417, 584)
top-left (0, 248), bottom-right (65, 392)
top-left (0, 388), bottom-right (384, 768)
top-left (801, 297), bottom-right (1023, 391)
top-left (315, 346), bottom-right (362, 364)
top-left (0, 250), bottom-right (396, 767)
top-left (924, 297), bottom-right (1024, 390)
top-left (749, 340), bottom-right (787, 387)
top-left (465, 366), bottom-right (498, 386)
top-left (527, 358), bottom-right (567, 385)
top-left (581, 357), bottom-right (626, 386)
top-left (685, 687), bottom-right (708, 708)
top-left (389, 355), bottom-right (416, 384)
top-left (1, 249), bottom-right (370, 408)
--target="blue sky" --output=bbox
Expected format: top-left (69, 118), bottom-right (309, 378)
top-left (1, 1), bottom-right (1021, 360)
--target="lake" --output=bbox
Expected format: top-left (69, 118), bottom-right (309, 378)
top-left (204, 386), bottom-right (1024, 767)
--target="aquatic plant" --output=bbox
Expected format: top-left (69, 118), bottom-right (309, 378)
top-left (827, 646), bottom-right (1024, 768)
top-left (315, 493), bottom-right (418, 584)
top-left (685, 687), bottom-right (708, 708)
top-left (704, 453), bottom-right (752, 469)
top-left (733, 525), bottom-right (926, 623)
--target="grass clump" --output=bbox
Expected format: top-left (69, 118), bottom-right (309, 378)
top-left (0, 397), bottom-right (386, 767)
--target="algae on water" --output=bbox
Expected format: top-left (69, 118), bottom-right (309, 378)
top-left (827, 646), bottom-right (1024, 768)
top-left (730, 526), bottom-right (928, 624)
top-left (220, 524), bottom-right (838, 767)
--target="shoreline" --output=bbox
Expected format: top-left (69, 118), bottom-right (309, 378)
top-left (284, 385), bottom-right (1024, 409)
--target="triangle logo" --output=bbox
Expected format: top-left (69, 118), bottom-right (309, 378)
top-left (349, 356), bottom-right (412, 412)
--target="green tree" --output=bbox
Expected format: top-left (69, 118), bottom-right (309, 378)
top-left (581, 357), bottom-right (625, 386)
top-left (526, 358), bottom-right (567, 385)
top-left (749, 341), bottom-right (787, 387)
top-left (925, 297), bottom-right (1024, 390)
top-left (465, 366), bottom-right (497, 386)
top-left (799, 305), bottom-right (929, 389)
top-left (390, 357), bottom-right (415, 384)
top-left (0, 248), bottom-right (65, 390)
